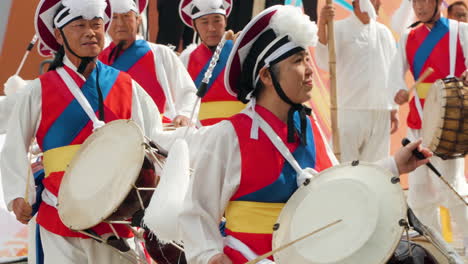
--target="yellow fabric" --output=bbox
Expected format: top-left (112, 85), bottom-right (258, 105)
top-left (43, 145), bottom-right (81, 177)
top-left (199, 101), bottom-right (246, 121)
top-left (440, 206), bottom-right (453, 242)
top-left (225, 201), bottom-right (284, 234)
top-left (415, 83), bottom-right (432, 99)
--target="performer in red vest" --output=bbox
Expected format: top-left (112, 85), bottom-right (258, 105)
top-left (179, 0), bottom-right (246, 126)
top-left (389, 0), bottom-right (468, 253)
top-left (100, 0), bottom-right (198, 126)
top-left (1, 0), bottom-right (162, 262)
top-left (179, 5), bottom-right (431, 264)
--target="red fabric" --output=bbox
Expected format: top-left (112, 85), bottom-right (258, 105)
top-left (405, 24), bottom-right (466, 129)
top-left (187, 44), bottom-right (239, 125)
top-left (225, 106), bottom-right (334, 260)
top-left (36, 69), bottom-right (134, 238)
top-left (100, 43), bottom-right (167, 113)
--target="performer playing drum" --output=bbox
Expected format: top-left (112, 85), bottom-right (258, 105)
top-left (388, 0), bottom-right (468, 253)
top-left (0, 0), bottom-right (163, 262)
top-left (179, 5), bottom-right (432, 264)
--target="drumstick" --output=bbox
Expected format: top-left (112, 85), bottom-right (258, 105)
top-left (16, 35), bottom-right (39, 76)
top-left (402, 138), bottom-right (468, 207)
top-left (244, 219), bottom-right (343, 264)
top-left (183, 30), bottom-right (234, 137)
top-left (408, 67), bottom-right (434, 96)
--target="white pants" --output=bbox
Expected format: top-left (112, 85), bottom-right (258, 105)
top-left (39, 226), bottom-right (137, 264)
top-left (407, 129), bottom-right (468, 237)
top-left (338, 109), bottom-right (390, 163)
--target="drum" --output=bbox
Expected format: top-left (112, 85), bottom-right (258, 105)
top-left (272, 162), bottom-right (407, 264)
top-left (58, 120), bottom-right (165, 231)
top-left (422, 77), bottom-right (468, 159)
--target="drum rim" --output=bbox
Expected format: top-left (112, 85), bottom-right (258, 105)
top-left (422, 79), bottom-right (446, 152)
top-left (272, 162), bottom-right (407, 264)
top-left (58, 119), bottom-right (146, 230)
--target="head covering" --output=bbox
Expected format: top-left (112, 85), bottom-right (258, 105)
top-left (358, 0), bottom-right (377, 20)
top-left (179, 0), bottom-right (232, 28)
top-left (110, 0), bottom-right (147, 14)
top-left (391, 0), bottom-right (415, 34)
top-left (35, 0), bottom-right (112, 73)
top-left (38, 41), bottom-right (53, 57)
top-left (225, 5), bottom-right (318, 143)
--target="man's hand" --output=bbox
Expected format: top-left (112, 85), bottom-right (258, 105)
top-left (319, 4), bottom-right (335, 27)
top-left (172, 115), bottom-right (191, 128)
top-left (208, 253), bottom-right (232, 264)
top-left (394, 89), bottom-right (409, 105)
top-left (394, 139), bottom-right (432, 175)
top-left (390, 109), bottom-right (399, 134)
top-left (12, 198), bottom-right (32, 224)
top-left (461, 69), bottom-right (468, 86)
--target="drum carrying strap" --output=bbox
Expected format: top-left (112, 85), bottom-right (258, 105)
top-left (448, 19), bottom-right (459, 78)
top-left (244, 109), bottom-right (318, 186)
top-left (56, 67), bottom-right (105, 131)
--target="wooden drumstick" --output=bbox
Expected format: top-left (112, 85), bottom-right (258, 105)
top-left (244, 219), bottom-right (343, 264)
top-left (408, 67), bottom-right (434, 96)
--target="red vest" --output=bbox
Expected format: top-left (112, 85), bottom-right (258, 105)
top-left (224, 106), bottom-right (333, 263)
top-left (35, 65), bottom-right (133, 238)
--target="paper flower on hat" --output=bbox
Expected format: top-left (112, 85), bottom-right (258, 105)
top-left (110, 0), bottom-right (148, 14)
top-left (179, 0), bottom-right (232, 28)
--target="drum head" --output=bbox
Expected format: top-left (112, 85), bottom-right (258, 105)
top-left (58, 120), bottom-right (146, 230)
top-left (422, 80), bottom-right (445, 152)
top-left (273, 163), bottom-right (407, 264)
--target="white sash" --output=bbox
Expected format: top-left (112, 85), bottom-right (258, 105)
top-left (56, 67), bottom-right (105, 131)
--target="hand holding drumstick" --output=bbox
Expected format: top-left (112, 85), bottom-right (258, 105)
top-left (394, 68), bottom-right (434, 105)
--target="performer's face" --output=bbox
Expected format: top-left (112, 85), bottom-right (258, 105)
top-left (412, 0), bottom-right (440, 22)
top-left (448, 4), bottom-right (468, 22)
top-left (109, 11), bottom-right (141, 44)
top-left (56, 18), bottom-right (105, 58)
top-left (194, 14), bottom-right (226, 47)
top-left (274, 50), bottom-right (314, 104)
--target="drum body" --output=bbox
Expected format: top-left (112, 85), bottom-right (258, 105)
top-left (423, 78), bottom-right (468, 159)
top-left (58, 120), bottom-right (162, 231)
top-left (273, 162), bottom-right (407, 264)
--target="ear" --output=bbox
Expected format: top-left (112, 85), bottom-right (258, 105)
top-left (54, 28), bottom-right (64, 46)
top-left (258, 67), bottom-right (273, 88)
top-left (136, 14), bottom-right (142, 26)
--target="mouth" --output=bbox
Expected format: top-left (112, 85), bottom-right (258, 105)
top-left (304, 79), bottom-right (314, 87)
top-left (82, 41), bottom-right (98, 46)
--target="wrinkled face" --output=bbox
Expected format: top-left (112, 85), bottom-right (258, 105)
top-left (448, 4), bottom-right (468, 22)
top-left (193, 13), bottom-right (226, 47)
top-left (56, 18), bottom-right (105, 58)
top-left (108, 11), bottom-right (140, 44)
top-left (275, 50), bottom-right (314, 104)
top-left (412, 0), bottom-right (440, 23)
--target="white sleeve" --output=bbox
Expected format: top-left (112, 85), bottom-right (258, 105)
top-left (387, 31), bottom-right (410, 97)
top-left (381, 26), bottom-right (399, 109)
top-left (375, 157), bottom-right (399, 177)
top-left (180, 121), bottom-right (241, 264)
top-left (131, 80), bottom-right (163, 141)
top-left (314, 42), bottom-right (329, 71)
top-left (151, 44), bottom-right (198, 119)
top-left (1, 79), bottom-right (42, 210)
top-left (459, 22), bottom-right (468, 68)
top-left (179, 44), bottom-right (197, 69)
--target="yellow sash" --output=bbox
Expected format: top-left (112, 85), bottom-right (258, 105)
top-left (225, 201), bottom-right (284, 234)
top-left (43, 145), bottom-right (81, 177)
top-left (199, 101), bottom-right (246, 121)
top-left (415, 83), bottom-right (432, 99)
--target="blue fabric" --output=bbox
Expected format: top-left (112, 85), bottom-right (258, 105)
top-left (31, 168), bottom-right (44, 216)
top-left (111, 39), bottom-right (151, 72)
top-left (412, 18), bottom-right (449, 79)
top-left (237, 113), bottom-right (316, 203)
top-left (36, 224), bottom-right (44, 264)
top-left (42, 62), bottom-right (119, 151)
top-left (335, 0), bottom-right (353, 11)
top-left (194, 40), bottom-right (233, 92)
